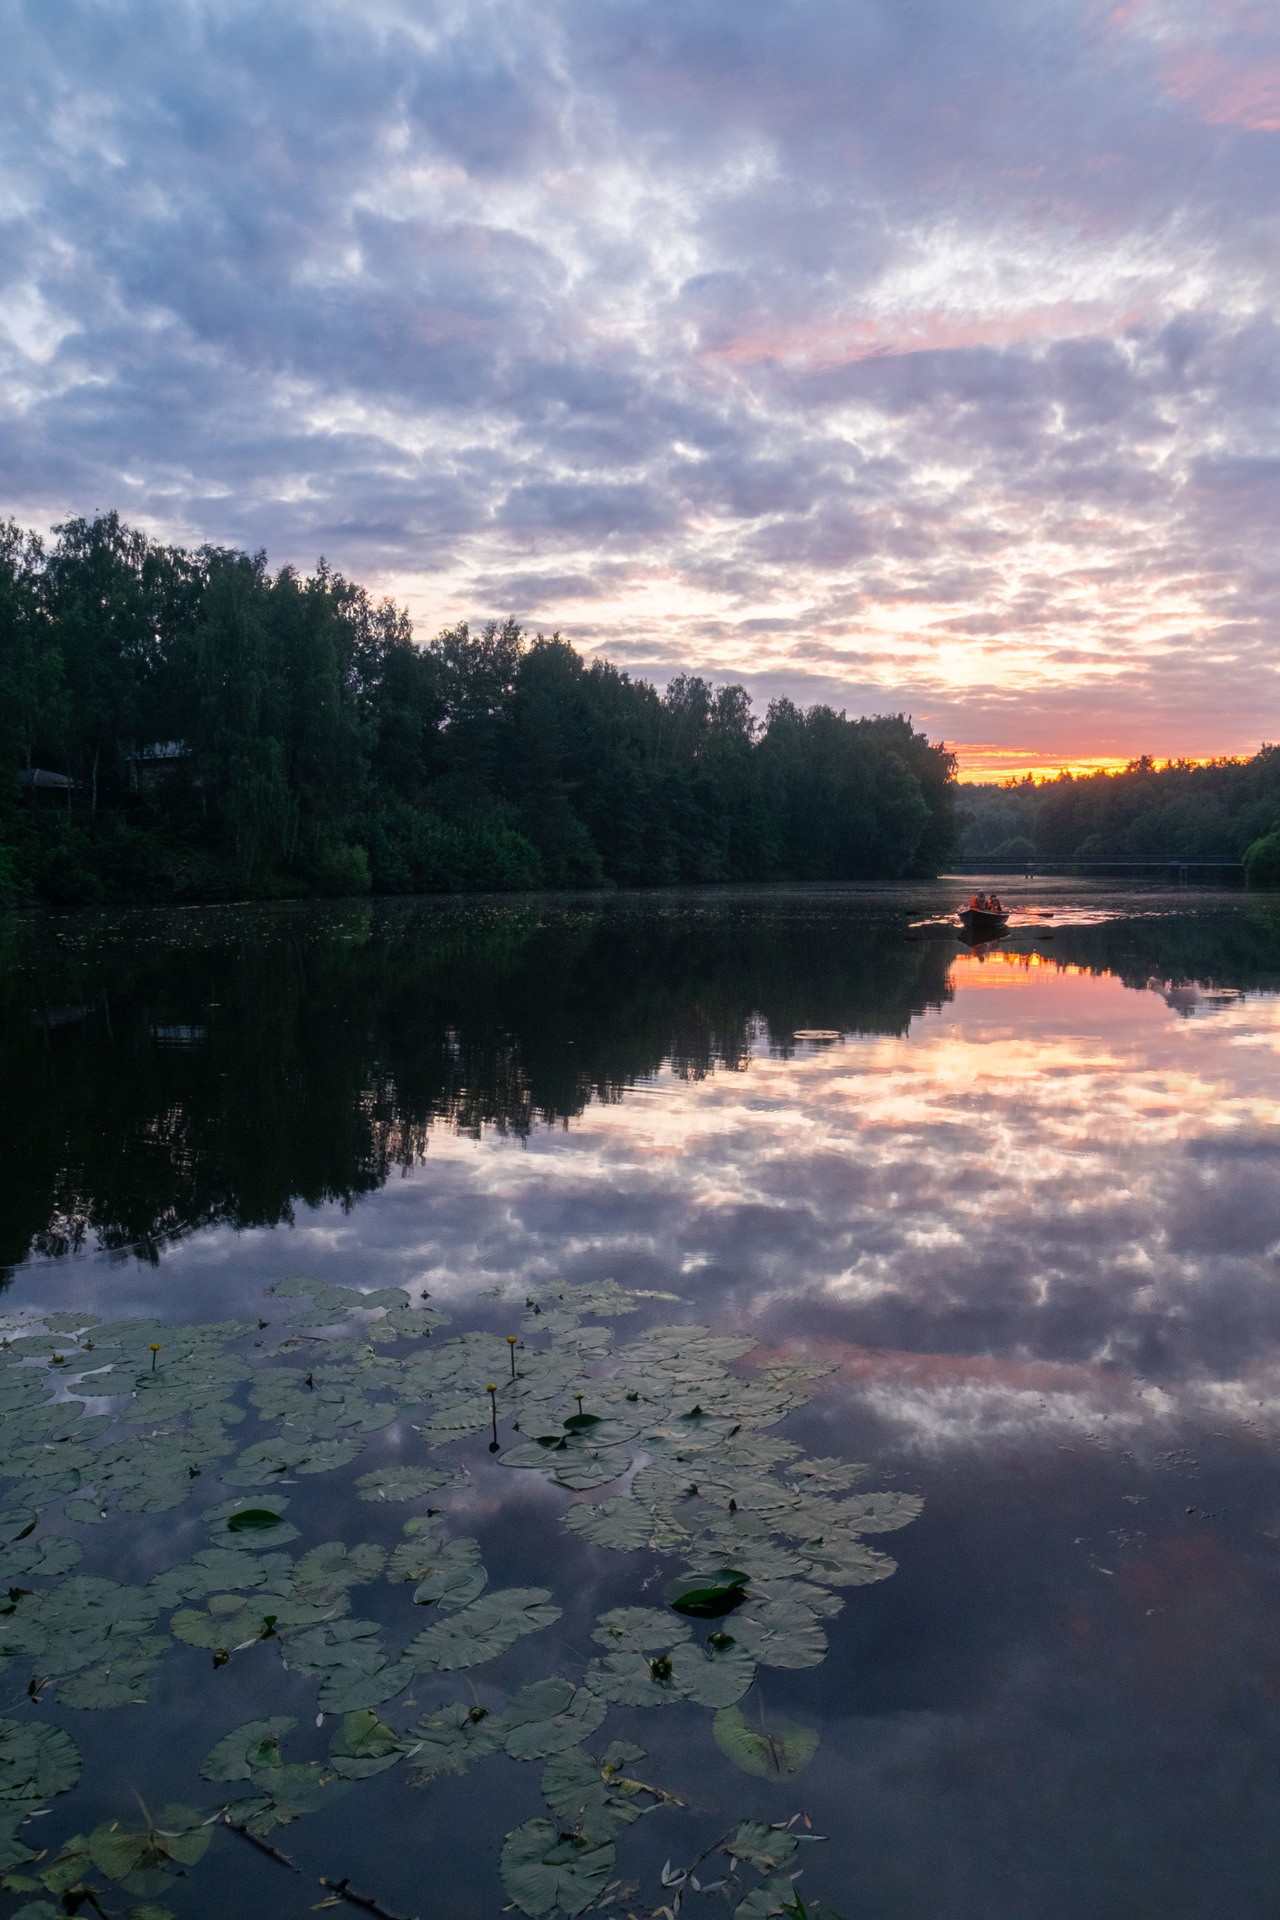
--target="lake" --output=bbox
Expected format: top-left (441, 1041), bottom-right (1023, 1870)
top-left (2, 882), bottom-right (1279, 1920)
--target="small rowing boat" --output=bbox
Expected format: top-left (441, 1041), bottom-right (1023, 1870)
top-left (957, 906), bottom-right (1010, 938)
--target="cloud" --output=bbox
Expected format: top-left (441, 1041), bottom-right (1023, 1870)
top-left (2, 0), bottom-right (1279, 764)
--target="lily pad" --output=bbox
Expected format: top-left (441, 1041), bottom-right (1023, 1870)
top-left (669, 1637), bottom-right (756, 1707)
top-left (412, 1537), bottom-right (487, 1612)
top-left (665, 1567), bottom-right (750, 1619)
top-left (408, 1588), bottom-right (560, 1673)
top-left (712, 1706), bottom-right (819, 1779)
top-left (202, 1718), bottom-right (297, 1782)
top-left (503, 1677), bottom-right (608, 1760)
top-left (0, 1719), bottom-right (81, 1801)
top-left (356, 1465), bottom-right (454, 1503)
top-left (591, 1608), bottom-right (691, 1655)
top-left (406, 1701), bottom-right (506, 1783)
top-left (540, 1741), bottom-right (649, 1844)
top-left (727, 1821), bottom-right (800, 1874)
top-left (327, 1708), bottom-right (405, 1779)
top-left (500, 1816), bottom-right (615, 1918)
top-left (564, 1489), bottom-right (656, 1551)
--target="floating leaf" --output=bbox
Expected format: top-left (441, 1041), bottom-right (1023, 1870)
top-left (408, 1588), bottom-right (560, 1673)
top-left (563, 1499), bottom-right (656, 1552)
top-left (731, 1607), bottom-right (828, 1670)
top-left (669, 1637), bottom-right (756, 1707)
top-left (406, 1701), bottom-right (506, 1783)
top-left (503, 1678), bottom-right (608, 1760)
top-left (712, 1706), bottom-right (818, 1779)
top-left (356, 1465), bottom-right (454, 1503)
top-left (734, 1871), bottom-right (803, 1920)
top-left (727, 1822), bottom-right (800, 1875)
top-left (202, 1718), bottom-right (296, 1782)
top-left (500, 1816), bottom-right (615, 1918)
top-left (0, 1510), bottom-right (39, 1545)
top-left (584, 1649), bottom-right (683, 1709)
top-left (224, 1762), bottom-right (347, 1833)
top-left (591, 1608), bottom-right (691, 1655)
top-left (540, 1741), bottom-right (649, 1844)
top-left (327, 1708), bottom-right (405, 1778)
top-left (59, 1646), bottom-right (167, 1708)
top-left (666, 1567), bottom-right (750, 1619)
top-left (0, 1719), bottom-right (81, 1801)
top-left (292, 1542), bottom-right (387, 1607)
top-left (412, 1537), bottom-right (488, 1613)
top-left (88, 1802), bottom-right (213, 1886)
top-left (317, 1658), bottom-right (415, 1715)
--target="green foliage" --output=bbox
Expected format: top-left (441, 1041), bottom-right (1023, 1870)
top-left (0, 512), bottom-right (958, 903)
top-left (1244, 828), bottom-right (1280, 887)
top-left (961, 748), bottom-right (1280, 865)
top-left (499, 1816), bottom-right (616, 1917)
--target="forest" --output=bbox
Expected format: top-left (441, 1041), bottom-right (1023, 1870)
top-left (960, 751), bottom-right (1280, 882)
top-left (0, 513), bottom-right (958, 905)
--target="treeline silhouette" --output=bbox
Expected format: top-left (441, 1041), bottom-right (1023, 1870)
top-left (961, 752), bottom-right (1280, 875)
top-left (0, 513), bottom-right (958, 905)
top-left (1, 897), bottom-right (954, 1277)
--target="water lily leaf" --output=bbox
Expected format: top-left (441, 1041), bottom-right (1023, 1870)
top-left (712, 1706), bottom-right (818, 1779)
top-left (412, 1537), bottom-right (487, 1612)
top-left (584, 1649), bottom-right (683, 1708)
top-left (0, 1719), bottom-right (81, 1801)
top-left (799, 1539), bottom-right (896, 1586)
top-left (58, 1644), bottom-right (167, 1707)
top-left (726, 1821), bottom-right (800, 1875)
top-left (286, 1617), bottom-right (385, 1677)
top-left (224, 1762), bottom-right (347, 1833)
top-left (827, 1491), bottom-right (923, 1534)
top-left (88, 1803), bottom-right (213, 1884)
top-left (202, 1718), bottom-right (297, 1782)
top-left (564, 1497), bottom-right (676, 1554)
top-left (732, 1608), bottom-right (827, 1670)
top-left (317, 1657), bottom-right (415, 1715)
top-left (387, 1518), bottom-right (446, 1584)
top-left (734, 1871), bottom-right (803, 1920)
top-left (408, 1588), bottom-right (560, 1673)
top-left (0, 1510), bottom-right (39, 1545)
top-left (591, 1608), bottom-right (691, 1655)
top-left (327, 1709), bottom-right (405, 1779)
top-left (292, 1543), bottom-right (387, 1607)
top-left (503, 1677), bottom-right (607, 1760)
top-left (499, 1816), bottom-right (615, 1918)
top-left (406, 1701), bottom-right (506, 1783)
top-left (294, 1437), bottom-right (366, 1475)
top-left (0, 1535), bottom-right (82, 1584)
top-left (356, 1465), bottom-right (453, 1503)
top-left (665, 1567), bottom-right (749, 1618)
top-left (552, 1449), bottom-right (633, 1492)
top-left (540, 1742), bottom-right (649, 1844)
top-left (669, 1637), bottom-right (756, 1707)
top-left (221, 1439), bottom-right (314, 1486)
top-left (149, 1549), bottom-right (290, 1608)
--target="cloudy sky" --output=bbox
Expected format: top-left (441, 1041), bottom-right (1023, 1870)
top-left (3, 0), bottom-right (1279, 776)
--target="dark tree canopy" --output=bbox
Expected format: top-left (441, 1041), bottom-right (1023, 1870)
top-left (0, 513), bottom-right (959, 904)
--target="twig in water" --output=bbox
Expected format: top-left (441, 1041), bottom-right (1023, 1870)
top-left (319, 1873), bottom-right (421, 1920)
top-left (223, 1813), bottom-right (301, 1872)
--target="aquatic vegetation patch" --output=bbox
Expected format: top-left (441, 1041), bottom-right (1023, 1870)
top-left (0, 1277), bottom-right (919, 1919)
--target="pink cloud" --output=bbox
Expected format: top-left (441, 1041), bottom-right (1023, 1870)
top-left (701, 301), bottom-right (1148, 370)
top-left (1162, 48), bottom-right (1280, 128)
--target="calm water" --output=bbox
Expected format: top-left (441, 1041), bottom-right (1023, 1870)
top-left (3, 883), bottom-right (1280, 1919)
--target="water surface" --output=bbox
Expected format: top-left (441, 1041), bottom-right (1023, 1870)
top-left (3, 884), bottom-right (1280, 1919)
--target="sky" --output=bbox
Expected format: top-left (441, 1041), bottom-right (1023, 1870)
top-left (2, 0), bottom-right (1279, 779)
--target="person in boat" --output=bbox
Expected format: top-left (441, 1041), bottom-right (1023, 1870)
top-left (989, 892), bottom-right (1003, 914)
top-left (969, 893), bottom-right (983, 912)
